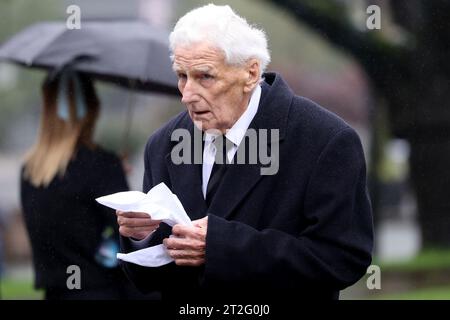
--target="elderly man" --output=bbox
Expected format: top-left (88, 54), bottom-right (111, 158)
top-left (117, 4), bottom-right (373, 300)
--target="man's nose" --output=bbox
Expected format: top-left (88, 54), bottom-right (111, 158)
top-left (181, 79), bottom-right (198, 105)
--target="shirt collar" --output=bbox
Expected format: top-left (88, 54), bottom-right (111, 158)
top-left (204, 84), bottom-right (261, 146)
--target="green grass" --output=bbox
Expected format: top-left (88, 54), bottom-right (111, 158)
top-left (376, 286), bottom-right (450, 300)
top-left (1, 278), bottom-right (44, 300)
top-left (2, 248), bottom-right (450, 300)
top-left (375, 248), bottom-right (450, 272)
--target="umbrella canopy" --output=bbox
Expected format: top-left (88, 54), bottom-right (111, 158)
top-left (0, 20), bottom-right (179, 96)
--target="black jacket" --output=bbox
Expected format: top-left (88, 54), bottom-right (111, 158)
top-left (121, 73), bottom-right (373, 301)
top-left (21, 145), bottom-right (132, 298)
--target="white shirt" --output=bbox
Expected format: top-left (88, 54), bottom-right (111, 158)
top-left (202, 84), bottom-right (262, 198)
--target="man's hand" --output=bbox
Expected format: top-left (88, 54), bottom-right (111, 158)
top-left (163, 216), bottom-right (208, 267)
top-left (116, 210), bottom-right (162, 240)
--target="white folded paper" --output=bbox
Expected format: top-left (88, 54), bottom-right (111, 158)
top-left (117, 244), bottom-right (174, 267)
top-left (96, 182), bottom-right (192, 267)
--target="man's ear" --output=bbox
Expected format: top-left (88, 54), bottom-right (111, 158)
top-left (243, 59), bottom-right (261, 93)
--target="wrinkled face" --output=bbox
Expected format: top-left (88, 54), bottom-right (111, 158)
top-left (173, 43), bottom-right (252, 132)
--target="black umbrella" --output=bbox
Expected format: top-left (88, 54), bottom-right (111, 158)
top-left (0, 20), bottom-right (179, 96)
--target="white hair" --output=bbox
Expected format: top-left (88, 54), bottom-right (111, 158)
top-left (169, 4), bottom-right (271, 74)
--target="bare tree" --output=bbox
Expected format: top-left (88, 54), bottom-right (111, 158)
top-left (266, 0), bottom-right (450, 247)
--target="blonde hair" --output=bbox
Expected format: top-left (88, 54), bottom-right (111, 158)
top-left (23, 72), bottom-right (99, 187)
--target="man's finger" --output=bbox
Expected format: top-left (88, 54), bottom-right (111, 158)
top-left (171, 224), bottom-right (190, 236)
top-left (163, 237), bottom-right (205, 250)
top-left (172, 224), bottom-right (206, 240)
top-left (117, 211), bottom-right (152, 219)
top-left (119, 226), bottom-right (155, 239)
top-left (118, 216), bottom-right (162, 227)
top-left (123, 225), bottom-right (158, 233)
top-left (118, 217), bottom-right (158, 227)
top-left (167, 249), bottom-right (205, 259)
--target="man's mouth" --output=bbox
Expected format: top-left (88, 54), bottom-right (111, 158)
top-left (193, 110), bottom-right (210, 115)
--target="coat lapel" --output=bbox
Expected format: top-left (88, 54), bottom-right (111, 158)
top-left (165, 121), bottom-right (208, 221)
top-left (207, 154), bottom-right (265, 219)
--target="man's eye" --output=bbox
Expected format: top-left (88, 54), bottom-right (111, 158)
top-left (177, 73), bottom-right (187, 80)
top-left (201, 74), bottom-right (214, 80)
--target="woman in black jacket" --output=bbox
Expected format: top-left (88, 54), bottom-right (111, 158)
top-left (20, 70), bottom-right (144, 299)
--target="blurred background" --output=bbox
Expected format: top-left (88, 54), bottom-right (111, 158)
top-left (1, 0), bottom-right (449, 300)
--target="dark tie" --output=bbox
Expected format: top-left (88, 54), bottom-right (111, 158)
top-left (205, 136), bottom-right (234, 207)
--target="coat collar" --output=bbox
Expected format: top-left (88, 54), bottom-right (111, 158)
top-left (251, 72), bottom-right (293, 141)
top-left (165, 72), bottom-right (294, 220)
